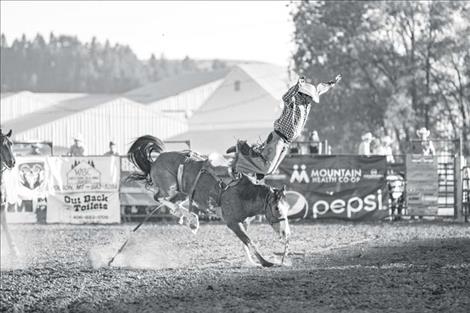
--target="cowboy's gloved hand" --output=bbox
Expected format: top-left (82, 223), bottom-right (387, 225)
top-left (335, 74), bottom-right (342, 83)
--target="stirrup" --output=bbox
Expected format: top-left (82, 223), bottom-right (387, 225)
top-left (256, 173), bottom-right (265, 181)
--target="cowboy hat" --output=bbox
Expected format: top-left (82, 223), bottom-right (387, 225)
top-left (416, 127), bottom-right (430, 139)
top-left (299, 82), bottom-right (320, 103)
top-left (73, 133), bottom-right (84, 141)
top-left (361, 132), bottom-right (373, 141)
top-left (381, 136), bottom-right (393, 145)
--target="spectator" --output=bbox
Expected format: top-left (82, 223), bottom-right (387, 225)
top-left (416, 127), bottom-right (435, 156)
top-left (370, 138), bottom-right (383, 155)
top-left (298, 131), bottom-right (310, 155)
top-left (104, 141), bottom-right (119, 156)
top-left (68, 134), bottom-right (85, 156)
top-left (30, 144), bottom-right (41, 155)
top-left (309, 130), bottom-right (320, 154)
top-left (381, 136), bottom-right (395, 163)
top-left (358, 132), bottom-right (373, 156)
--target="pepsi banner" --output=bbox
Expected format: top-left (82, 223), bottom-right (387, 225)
top-left (267, 155), bottom-right (389, 220)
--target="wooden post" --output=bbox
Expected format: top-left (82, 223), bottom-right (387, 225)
top-left (454, 136), bottom-right (464, 221)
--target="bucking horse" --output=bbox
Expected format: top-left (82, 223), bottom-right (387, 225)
top-left (126, 135), bottom-right (290, 267)
top-left (0, 129), bottom-right (18, 257)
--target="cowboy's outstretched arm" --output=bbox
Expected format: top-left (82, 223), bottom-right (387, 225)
top-left (317, 74), bottom-right (342, 96)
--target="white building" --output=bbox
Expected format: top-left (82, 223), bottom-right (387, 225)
top-left (3, 94), bottom-right (187, 155)
top-left (1, 91), bottom-right (84, 124)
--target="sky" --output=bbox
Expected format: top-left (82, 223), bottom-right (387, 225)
top-left (1, 1), bottom-right (295, 67)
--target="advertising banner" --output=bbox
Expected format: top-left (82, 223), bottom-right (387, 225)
top-left (3, 157), bottom-right (48, 223)
top-left (46, 156), bottom-right (120, 224)
top-left (47, 192), bottom-right (120, 224)
top-left (266, 155), bottom-right (389, 220)
top-left (406, 154), bottom-right (439, 216)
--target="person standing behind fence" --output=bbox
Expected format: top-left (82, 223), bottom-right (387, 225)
top-left (358, 132), bottom-right (373, 156)
top-left (68, 134), bottom-right (86, 156)
top-left (30, 144), bottom-right (41, 155)
top-left (370, 138), bottom-right (382, 155)
top-left (416, 127), bottom-right (435, 156)
top-left (381, 136), bottom-right (395, 163)
top-left (309, 130), bottom-right (320, 154)
top-left (104, 141), bottom-right (119, 156)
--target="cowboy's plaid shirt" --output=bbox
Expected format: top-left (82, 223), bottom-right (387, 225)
top-left (274, 81), bottom-right (334, 142)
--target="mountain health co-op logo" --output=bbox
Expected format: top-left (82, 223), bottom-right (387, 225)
top-left (290, 164), bottom-right (363, 184)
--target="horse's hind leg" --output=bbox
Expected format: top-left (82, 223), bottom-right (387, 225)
top-left (227, 222), bottom-right (273, 267)
top-left (159, 197), bottom-right (199, 234)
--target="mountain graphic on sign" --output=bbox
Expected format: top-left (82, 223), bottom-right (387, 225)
top-left (67, 160), bottom-right (101, 186)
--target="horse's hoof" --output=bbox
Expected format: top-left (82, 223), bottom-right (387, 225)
top-left (261, 261), bottom-right (275, 268)
top-left (189, 213), bottom-right (199, 234)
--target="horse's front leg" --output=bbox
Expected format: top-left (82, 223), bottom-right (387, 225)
top-left (227, 222), bottom-right (273, 267)
top-left (0, 205), bottom-right (19, 257)
top-left (241, 220), bottom-right (258, 266)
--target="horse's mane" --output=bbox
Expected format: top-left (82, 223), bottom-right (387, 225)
top-left (237, 176), bottom-right (271, 201)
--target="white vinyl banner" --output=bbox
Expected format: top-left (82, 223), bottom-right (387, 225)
top-left (3, 157), bottom-right (48, 223)
top-left (46, 156), bottom-right (121, 224)
top-left (47, 192), bottom-right (120, 224)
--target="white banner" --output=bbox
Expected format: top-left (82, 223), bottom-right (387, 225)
top-left (3, 157), bottom-right (48, 223)
top-left (47, 192), bottom-right (120, 224)
top-left (47, 156), bottom-right (120, 192)
top-left (46, 156), bottom-right (121, 224)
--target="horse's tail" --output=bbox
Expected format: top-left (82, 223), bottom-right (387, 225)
top-left (126, 135), bottom-right (165, 186)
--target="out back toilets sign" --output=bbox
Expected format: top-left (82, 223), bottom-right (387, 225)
top-left (46, 156), bottom-right (121, 224)
top-left (267, 155), bottom-right (389, 220)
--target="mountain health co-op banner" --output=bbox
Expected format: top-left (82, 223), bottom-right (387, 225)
top-left (46, 157), bottom-right (121, 224)
top-left (267, 155), bottom-right (389, 220)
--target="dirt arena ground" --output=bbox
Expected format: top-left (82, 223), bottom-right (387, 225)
top-left (1, 221), bottom-right (469, 313)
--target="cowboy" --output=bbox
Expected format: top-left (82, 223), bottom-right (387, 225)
top-left (68, 134), bottom-right (86, 156)
top-left (104, 141), bottom-right (119, 156)
top-left (381, 135), bottom-right (395, 163)
top-left (416, 127), bottom-right (435, 156)
top-left (228, 74), bottom-right (341, 179)
top-left (358, 132), bottom-right (373, 156)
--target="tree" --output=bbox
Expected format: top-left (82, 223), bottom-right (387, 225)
top-left (0, 33), bottom-right (207, 93)
top-left (291, 1), bottom-right (470, 154)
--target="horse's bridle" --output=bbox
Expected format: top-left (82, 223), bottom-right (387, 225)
top-left (264, 191), bottom-right (287, 225)
top-left (0, 135), bottom-right (15, 174)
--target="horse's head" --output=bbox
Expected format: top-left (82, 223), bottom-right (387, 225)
top-left (0, 129), bottom-right (15, 169)
top-left (265, 185), bottom-right (290, 240)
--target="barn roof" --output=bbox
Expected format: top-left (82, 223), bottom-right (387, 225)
top-left (0, 92), bottom-right (16, 99)
top-left (3, 94), bottom-right (118, 133)
top-left (236, 63), bottom-right (289, 100)
top-left (188, 63), bottom-right (290, 132)
top-left (124, 69), bottom-right (230, 104)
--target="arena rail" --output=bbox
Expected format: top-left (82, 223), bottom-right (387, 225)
top-left (3, 139), bottom-right (467, 223)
